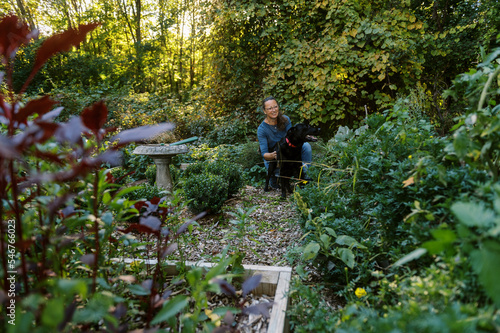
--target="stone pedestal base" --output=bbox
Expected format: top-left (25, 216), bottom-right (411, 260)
top-left (132, 144), bottom-right (189, 194)
top-left (152, 156), bottom-right (173, 191)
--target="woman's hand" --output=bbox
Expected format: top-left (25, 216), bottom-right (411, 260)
top-left (264, 151), bottom-right (277, 161)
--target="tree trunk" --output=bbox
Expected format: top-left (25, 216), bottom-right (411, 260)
top-left (12, 0), bottom-right (37, 31)
top-left (178, 0), bottom-right (185, 95)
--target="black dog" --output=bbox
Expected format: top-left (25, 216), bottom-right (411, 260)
top-left (264, 123), bottom-right (320, 199)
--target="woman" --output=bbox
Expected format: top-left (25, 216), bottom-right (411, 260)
top-left (257, 96), bottom-right (312, 189)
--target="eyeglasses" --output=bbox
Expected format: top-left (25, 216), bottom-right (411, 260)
top-left (265, 105), bottom-right (279, 111)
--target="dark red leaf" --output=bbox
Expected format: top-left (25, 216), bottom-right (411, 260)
top-left (175, 221), bottom-right (192, 236)
top-left (57, 300), bottom-right (77, 331)
top-left (38, 106), bottom-right (63, 122)
top-left (10, 121), bottom-right (60, 148)
top-left (140, 216), bottom-right (161, 231)
top-left (118, 223), bottom-right (159, 235)
top-left (223, 310), bottom-right (234, 326)
top-left (15, 238), bottom-right (34, 251)
top-left (134, 200), bottom-right (147, 211)
top-left (93, 150), bottom-right (122, 167)
top-left (162, 290), bottom-right (172, 299)
top-left (150, 197), bottom-right (161, 205)
top-left (141, 279), bottom-right (153, 291)
top-left (145, 201), bottom-right (158, 214)
top-left (105, 171), bottom-right (114, 183)
top-left (48, 193), bottom-right (73, 219)
top-left (242, 302), bottom-right (273, 318)
top-left (32, 150), bottom-right (64, 165)
top-left (80, 254), bottom-right (95, 266)
top-left (161, 227), bottom-right (170, 237)
top-left (0, 135), bottom-right (20, 159)
top-left (0, 95), bottom-right (12, 120)
top-left (81, 101), bottom-right (108, 135)
top-left (35, 121), bottom-right (60, 143)
top-left (213, 279), bottom-right (237, 298)
top-left (14, 96), bottom-right (58, 124)
top-left (242, 274), bottom-right (262, 298)
top-left (54, 116), bottom-right (86, 144)
top-left (110, 123), bottom-right (175, 146)
top-left (112, 303), bottom-right (127, 319)
top-left (161, 243), bottom-right (178, 258)
top-left (61, 206), bottom-right (76, 218)
top-left (31, 23), bottom-right (99, 75)
top-left (0, 15), bottom-right (37, 63)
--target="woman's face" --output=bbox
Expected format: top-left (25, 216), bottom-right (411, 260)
top-left (264, 99), bottom-right (279, 119)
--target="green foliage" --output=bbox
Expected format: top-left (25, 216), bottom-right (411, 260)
top-left (183, 172), bottom-right (229, 213)
top-left (182, 159), bottom-right (244, 213)
top-left (183, 157), bottom-right (244, 196)
top-left (122, 183), bottom-right (168, 201)
top-left (287, 279), bottom-right (338, 332)
top-left (294, 194), bottom-right (367, 270)
top-left (145, 164), bottom-right (156, 185)
top-left (288, 48), bottom-right (500, 332)
top-left (200, 112), bottom-right (255, 147)
top-left (445, 48), bottom-right (500, 180)
top-left (265, 1), bottom-right (426, 126)
top-left (0, 18), bottom-right (269, 332)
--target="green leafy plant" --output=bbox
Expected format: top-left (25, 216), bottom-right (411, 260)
top-left (0, 15), bottom-right (269, 332)
top-left (182, 159), bottom-right (244, 213)
top-left (183, 173), bottom-right (229, 213)
top-left (294, 192), bottom-right (367, 270)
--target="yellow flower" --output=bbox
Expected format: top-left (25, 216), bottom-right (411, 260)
top-left (408, 155), bottom-right (413, 159)
top-left (129, 260), bottom-right (142, 270)
top-left (355, 287), bottom-right (367, 298)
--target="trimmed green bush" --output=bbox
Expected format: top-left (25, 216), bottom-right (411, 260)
top-left (183, 160), bottom-right (243, 197)
top-left (123, 183), bottom-right (169, 201)
top-left (182, 159), bottom-right (244, 213)
top-left (184, 173), bottom-right (229, 213)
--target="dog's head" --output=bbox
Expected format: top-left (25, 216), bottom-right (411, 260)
top-left (288, 123), bottom-right (320, 143)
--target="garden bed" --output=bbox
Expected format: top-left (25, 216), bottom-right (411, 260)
top-left (114, 258), bottom-right (292, 333)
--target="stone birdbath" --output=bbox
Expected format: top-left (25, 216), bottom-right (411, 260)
top-left (132, 137), bottom-right (197, 192)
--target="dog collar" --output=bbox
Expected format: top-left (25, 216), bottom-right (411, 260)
top-left (286, 138), bottom-right (297, 148)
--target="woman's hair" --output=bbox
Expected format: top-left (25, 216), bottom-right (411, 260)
top-left (262, 96), bottom-right (289, 131)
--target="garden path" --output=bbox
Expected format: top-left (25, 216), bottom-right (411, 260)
top-left (181, 185), bottom-right (304, 267)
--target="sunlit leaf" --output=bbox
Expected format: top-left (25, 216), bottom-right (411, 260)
top-left (392, 248), bottom-right (427, 268)
top-left (302, 242), bottom-right (320, 260)
top-left (337, 248), bottom-right (355, 268)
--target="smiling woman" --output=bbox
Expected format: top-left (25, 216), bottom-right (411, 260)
top-left (257, 96), bottom-right (313, 189)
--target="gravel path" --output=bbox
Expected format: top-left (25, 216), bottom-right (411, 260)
top-left (180, 185), bottom-right (303, 267)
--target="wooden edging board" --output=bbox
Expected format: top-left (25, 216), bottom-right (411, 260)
top-left (112, 258), bottom-right (291, 333)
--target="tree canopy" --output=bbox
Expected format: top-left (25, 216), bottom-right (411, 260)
top-left (2, 0), bottom-right (499, 131)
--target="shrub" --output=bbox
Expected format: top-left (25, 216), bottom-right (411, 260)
top-left (123, 183), bottom-right (168, 201)
top-left (287, 278), bottom-right (338, 332)
top-left (0, 16), bottom-right (270, 332)
top-left (183, 160), bottom-right (243, 197)
top-left (183, 173), bottom-right (229, 213)
top-left (145, 164), bottom-right (156, 185)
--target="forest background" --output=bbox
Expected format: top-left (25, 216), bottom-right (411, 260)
top-left (2, 0), bottom-right (499, 138)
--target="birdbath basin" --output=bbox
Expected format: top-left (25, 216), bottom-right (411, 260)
top-left (132, 144), bottom-right (189, 192)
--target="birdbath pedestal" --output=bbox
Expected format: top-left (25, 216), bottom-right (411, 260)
top-left (132, 144), bottom-right (189, 192)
